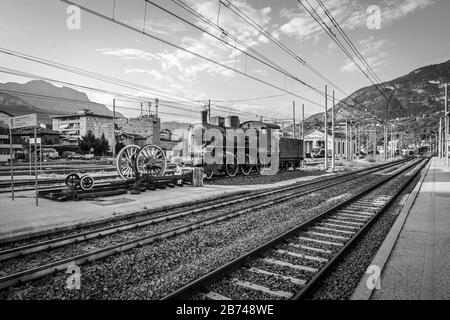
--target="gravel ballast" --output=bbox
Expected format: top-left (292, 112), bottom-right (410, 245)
top-left (0, 162), bottom-right (415, 300)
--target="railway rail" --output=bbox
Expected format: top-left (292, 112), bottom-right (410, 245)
top-left (0, 158), bottom-right (412, 292)
top-left (161, 158), bottom-right (427, 300)
top-left (0, 174), bottom-right (121, 193)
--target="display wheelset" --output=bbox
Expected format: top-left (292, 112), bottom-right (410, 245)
top-left (116, 144), bottom-right (167, 180)
top-left (65, 173), bottom-right (95, 191)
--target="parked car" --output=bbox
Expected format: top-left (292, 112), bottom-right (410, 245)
top-left (99, 157), bottom-right (115, 165)
top-left (62, 151), bottom-right (83, 160)
top-left (40, 148), bottom-right (59, 160)
top-left (82, 154), bottom-right (95, 160)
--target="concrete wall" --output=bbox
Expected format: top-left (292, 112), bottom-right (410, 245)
top-left (117, 115), bottom-right (161, 145)
top-left (84, 115), bottom-right (114, 151)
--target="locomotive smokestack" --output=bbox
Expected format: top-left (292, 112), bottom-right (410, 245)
top-left (201, 107), bottom-right (208, 124)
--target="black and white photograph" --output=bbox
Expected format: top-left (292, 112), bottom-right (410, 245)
top-left (0, 0), bottom-right (449, 312)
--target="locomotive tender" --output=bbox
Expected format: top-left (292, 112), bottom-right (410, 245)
top-left (172, 113), bottom-right (304, 179)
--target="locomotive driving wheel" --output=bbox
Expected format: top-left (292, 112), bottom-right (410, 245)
top-left (240, 154), bottom-right (252, 176)
top-left (116, 145), bottom-right (140, 180)
top-left (136, 145), bottom-right (166, 176)
top-left (225, 164), bottom-right (239, 177)
top-left (204, 170), bottom-right (214, 180)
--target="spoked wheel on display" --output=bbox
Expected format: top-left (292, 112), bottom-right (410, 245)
top-left (116, 145), bottom-right (140, 180)
top-left (65, 173), bottom-right (80, 188)
top-left (79, 175), bottom-right (95, 191)
top-left (136, 145), bottom-right (167, 176)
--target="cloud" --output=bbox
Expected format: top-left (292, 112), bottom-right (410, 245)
top-left (253, 68), bottom-right (269, 77)
top-left (187, 0), bottom-right (274, 47)
top-left (339, 36), bottom-right (389, 73)
top-left (98, 1), bottom-right (277, 82)
top-left (358, 36), bottom-right (386, 55)
top-left (341, 52), bottom-right (388, 73)
top-left (124, 68), bottom-right (173, 82)
top-left (125, 18), bottom-right (188, 36)
top-left (343, 0), bottom-right (435, 29)
top-left (279, 0), bottom-right (354, 41)
top-left (279, 0), bottom-right (434, 40)
top-left (96, 48), bottom-right (163, 62)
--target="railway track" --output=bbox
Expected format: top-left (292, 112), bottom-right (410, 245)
top-left (0, 159), bottom-right (408, 247)
top-left (0, 175), bottom-right (121, 193)
top-left (0, 159), bottom-right (412, 292)
top-left (161, 158), bottom-right (427, 300)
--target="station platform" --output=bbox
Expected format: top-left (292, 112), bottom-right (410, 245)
top-left (0, 171), bottom-right (333, 243)
top-left (352, 157), bottom-right (450, 300)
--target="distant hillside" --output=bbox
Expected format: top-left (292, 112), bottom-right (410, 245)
top-left (161, 121), bottom-right (191, 131)
top-left (0, 80), bottom-right (123, 124)
top-left (0, 91), bottom-right (67, 125)
top-left (307, 59), bottom-right (450, 123)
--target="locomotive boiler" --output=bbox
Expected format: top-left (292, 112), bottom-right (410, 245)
top-left (171, 112), bottom-right (305, 179)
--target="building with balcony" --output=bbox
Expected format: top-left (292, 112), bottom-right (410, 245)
top-left (116, 114), bottom-right (161, 145)
top-left (0, 127), bottom-right (23, 163)
top-left (51, 109), bottom-right (114, 150)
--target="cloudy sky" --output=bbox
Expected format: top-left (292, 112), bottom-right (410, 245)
top-left (0, 0), bottom-right (448, 123)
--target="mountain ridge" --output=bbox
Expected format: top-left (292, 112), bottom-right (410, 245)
top-left (306, 59), bottom-right (450, 123)
top-left (0, 80), bottom-right (123, 124)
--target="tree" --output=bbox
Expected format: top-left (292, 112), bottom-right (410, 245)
top-left (115, 141), bottom-right (126, 155)
top-left (94, 133), bottom-right (110, 156)
top-left (79, 130), bottom-right (96, 153)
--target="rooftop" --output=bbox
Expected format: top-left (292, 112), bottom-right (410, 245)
top-left (51, 109), bottom-right (113, 119)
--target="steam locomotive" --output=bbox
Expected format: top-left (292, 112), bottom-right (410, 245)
top-left (172, 112), bottom-right (304, 179)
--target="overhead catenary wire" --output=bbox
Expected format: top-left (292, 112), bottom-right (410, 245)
top-left (59, 0), bottom-right (326, 109)
top-left (314, 0), bottom-right (404, 115)
top-left (0, 67), bottom-right (269, 120)
top-left (220, 0), bottom-right (347, 97)
top-left (0, 88), bottom-right (202, 121)
top-left (298, 0), bottom-right (392, 106)
top-left (0, 47), bottom-right (205, 109)
top-left (214, 0), bottom-right (382, 121)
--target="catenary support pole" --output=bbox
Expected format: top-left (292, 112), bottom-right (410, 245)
top-left (34, 126), bottom-right (38, 207)
top-left (331, 90), bottom-right (335, 171)
top-left (112, 98), bottom-right (116, 159)
top-left (9, 127), bottom-right (14, 201)
top-left (324, 85), bottom-right (328, 170)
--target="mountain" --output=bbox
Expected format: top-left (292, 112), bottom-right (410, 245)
top-left (161, 121), bottom-right (191, 131)
top-left (308, 59), bottom-right (450, 123)
top-left (0, 80), bottom-right (123, 124)
top-left (0, 91), bottom-right (67, 125)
